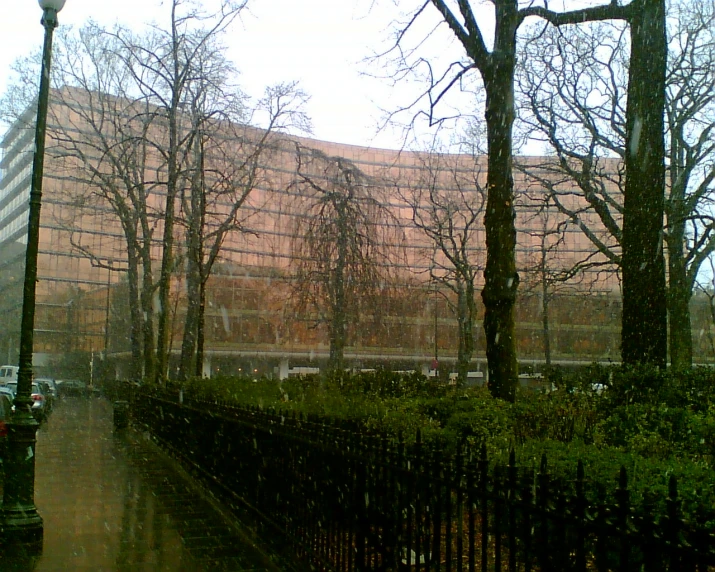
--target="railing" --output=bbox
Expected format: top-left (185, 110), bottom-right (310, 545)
top-left (130, 389), bottom-right (715, 571)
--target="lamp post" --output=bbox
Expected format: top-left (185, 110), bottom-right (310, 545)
top-left (3, 0), bottom-right (66, 544)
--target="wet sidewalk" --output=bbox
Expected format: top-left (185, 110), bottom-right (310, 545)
top-left (2, 396), bottom-right (286, 571)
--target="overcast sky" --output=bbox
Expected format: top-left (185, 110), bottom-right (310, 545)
top-left (0, 0), bottom-right (598, 150)
top-left (0, 0), bottom-right (433, 150)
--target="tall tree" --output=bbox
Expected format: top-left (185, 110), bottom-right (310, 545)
top-left (110, 0), bottom-right (246, 383)
top-left (395, 151), bottom-right (485, 384)
top-left (518, 0), bottom-right (715, 367)
top-left (384, 0), bottom-right (650, 398)
top-left (527, 0), bottom-right (668, 368)
top-left (176, 83), bottom-right (310, 380)
top-left (289, 144), bottom-right (404, 374)
top-left (517, 189), bottom-right (613, 366)
top-left (1, 25), bottom-right (162, 382)
top-left (664, 0), bottom-right (715, 367)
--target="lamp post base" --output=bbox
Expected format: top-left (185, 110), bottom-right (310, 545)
top-left (1, 516), bottom-right (44, 546)
top-left (2, 410), bottom-right (43, 546)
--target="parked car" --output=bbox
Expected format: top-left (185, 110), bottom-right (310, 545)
top-left (3, 382), bottom-right (47, 421)
top-left (35, 378), bottom-right (57, 413)
top-left (57, 379), bottom-right (87, 397)
top-left (0, 393), bottom-right (12, 459)
top-left (0, 385), bottom-right (13, 401)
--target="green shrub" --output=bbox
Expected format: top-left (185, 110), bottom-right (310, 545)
top-left (496, 439), bottom-right (715, 524)
top-left (173, 367), bottom-right (715, 523)
top-left (182, 374), bottom-right (283, 407)
top-left (511, 388), bottom-right (602, 444)
top-left (594, 402), bottom-right (715, 463)
top-left (324, 368), bottom-right (442, 399)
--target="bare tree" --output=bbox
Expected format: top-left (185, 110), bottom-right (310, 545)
top-left (518, 188), bottom-right (614, 366)
top-left (288, 143), bottom-right (404, 374)
top-left (176, 83), bottom-right (310, 380)
top-left (379, 0), bottom-right (658, 399)
top-left (527, 0), bottom-right (669, 368)
top-left (664, 0), bottom-right (715, 367)
top-left (518, 0), bottom-right (715, 367)
top-left (108, 0), bottom-right (246, 383)
top-left (395, 150), bottom-right (485, 384)
top-left (695, 256), bottom-right (715, 358)
top-left (1, 25), bottom-right (165, 382)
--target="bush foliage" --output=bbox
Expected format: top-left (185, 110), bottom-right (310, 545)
top-left (179, 365), bottom-right (715, 520)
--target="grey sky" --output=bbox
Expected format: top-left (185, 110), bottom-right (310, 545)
top-left (0, 0), bottom-right (604, 150)
top-left (1, 0), bottom-right (410, 148)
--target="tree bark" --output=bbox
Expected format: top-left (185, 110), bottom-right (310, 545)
top-left (456, 280), bottom-right (476, 386)
top-left (154, 1), bottom-right (182, 385)
top-left (481, 35), bottom-right (520, 401)
top-left (541, 261), bottom-right (552, 368)
top-left (178, 258), bottom-right (200, 381)
top-left (621, 0), bottom-right (668, 367)
top-left (195, 277), bottom-right (206, 378)
top-left (125, 241), bottom-right (143, 382)
top-left (178, 148), bottom-right (203, 381)
top-left (328, 200), bottom-right (348, 374)
top-left (667, 224), bottom-right (693, 368)
top-left (141, 256), bottom-right (156, 384)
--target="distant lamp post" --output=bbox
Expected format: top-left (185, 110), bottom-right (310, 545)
top-left (2, 0), bottom-right (66, 544)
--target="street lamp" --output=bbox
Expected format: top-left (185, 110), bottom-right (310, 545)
top-left (3, 0), bottom-right (66, 545)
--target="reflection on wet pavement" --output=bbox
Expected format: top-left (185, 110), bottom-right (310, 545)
top-left (2, 396), bottom-right (279, 571)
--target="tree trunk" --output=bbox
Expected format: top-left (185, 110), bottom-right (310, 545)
top-left (178, 163), bottom-right (202, 381)
top-left (456, 280), bottom-right (476, 386)
top-left (540, 245), bottom-right (552, 367)
top-left (155, 138), bottom-right (178, 383)
top-left (178, 259), bottom-right (200, 381)
top-left (481, 49), bottom-right (520, 401)
top-left (195, 277), bottom-right (206, 378)
top-left (125, 243), bottom-right (143, 382)
top-left (620, 0), bottom-right (668, 367)
top-left (194, 141), bottom-right (207, 379)
top-left (667, 226), bottom-right (693, 368)
top-left (155, 13), bottom-right (182, 384)
top-left (140, 257), bottom-right (156, 384)
top-left (541, 287), bottom-right (552, 368)
top-left (328, 201), bottom-right (348, 374)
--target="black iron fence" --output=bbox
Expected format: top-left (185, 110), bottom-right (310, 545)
top-left (129, 388), bottom-right (715, 571)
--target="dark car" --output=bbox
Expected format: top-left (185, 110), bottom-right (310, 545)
top-left (57, 379), bottom-right (87, 397)
top-left (35, 378), bottom-right (57, 413)
top-left (0, 393), bottom-right (11, 458)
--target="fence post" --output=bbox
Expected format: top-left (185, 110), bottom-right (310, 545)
top-left (415, 430), bottom-right (425, 572)
top-left (507, 449), bottom-right (517, 572)
top-left (479, 443), bottom-right (488, 572)
top-left (355, 431), bottom-right (367, 570)
top-left (666, 475), bottom-right (680, 571)
top-left (455, 439), bottom-right (465, 572)
top-left (574, 460), bottom-right (586, 572)
top-left (430, 443), bottom-right (443, 571)
top-left (398, 433), bottom-right (411, 570)
top-left (466, 445), bottom-right (476, 572)
top-left (536, 454), bottom-right (551, 572)
top-left (520, 467), bottom-right (534, 572)
top-left (494, 464), bottom-right (503, 571)
top-left (616, 466), bottom-right (630, 571)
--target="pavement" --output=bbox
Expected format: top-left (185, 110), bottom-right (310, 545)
top-left (0, 396), bottom-right (291, 572)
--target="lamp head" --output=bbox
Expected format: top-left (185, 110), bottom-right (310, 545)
top-left (39, 0), bottom-right (66, 12)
